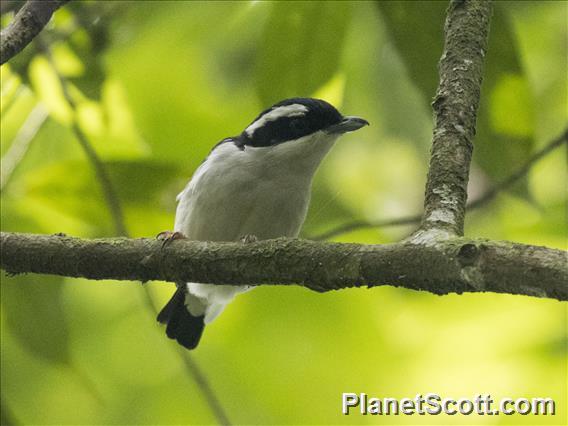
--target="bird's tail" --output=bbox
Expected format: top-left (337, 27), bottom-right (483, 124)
top-left (157, 286), bottom-right (205, 350)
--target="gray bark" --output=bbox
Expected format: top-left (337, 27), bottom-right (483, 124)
top-left (0, 0), bottom-right (68, 65)
top-left (1, 232), bottom-right (566, 301)
top-left (1, 0), bottom-right (566, 305)
top-left (420, 0), bottom-right (492, 237)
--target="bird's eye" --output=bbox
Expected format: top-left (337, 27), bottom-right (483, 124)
top-left (290, 119), bottom-right (307, 133)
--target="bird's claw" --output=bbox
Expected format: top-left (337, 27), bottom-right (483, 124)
top-left (156, 231), bottom-right (186, 248)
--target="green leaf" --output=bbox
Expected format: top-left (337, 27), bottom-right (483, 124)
top-left (376, 1), bottom-right (444, 99)
top-left (23, 159), bottom-right (181, 206)
top-left (104, 160), bottom-right (183, 205)
top-left (489, 74), bottom-right (534, 137)
top-left (1, 275), bottom-right (71, 365)
top-left (65, 27), bottom-right (107, 101)
top-left (475, 6), bottom-right (534, 193)
top-left (256, 1), bottom-right (352, 105)
top-left (378, 3), bottom-right (535, 193)
top-left (61, 2), bottom-right (117, 100)
top-left (104, 2), bottom-right (262, 165)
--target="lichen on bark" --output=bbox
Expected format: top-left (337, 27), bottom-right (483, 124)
top-left (420, 0), bottom-right (492, 236)
top-left (1, 0), bottom-right (566, 307)
top-left (1, 232), bottom-right (566, 301)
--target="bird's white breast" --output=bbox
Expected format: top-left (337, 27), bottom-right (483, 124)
top-left (174, 130), bottom-right (338, 323)
top-left (175, 131), bottom-right (338, 242)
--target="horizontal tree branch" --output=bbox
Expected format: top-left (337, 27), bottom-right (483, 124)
top-left (0, 0), bottom-right (69, 65)
top-left (1, 232), bottom-right (566, 301)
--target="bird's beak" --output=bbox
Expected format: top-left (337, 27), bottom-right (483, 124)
top-left (326, 116), bottom-right (369, 134)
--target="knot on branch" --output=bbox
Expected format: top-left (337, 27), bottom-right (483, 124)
top-left (455, 242), bottom-right (488, 291)
top-left (457, 243), bottom-right (480, 266)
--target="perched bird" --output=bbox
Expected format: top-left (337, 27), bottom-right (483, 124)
top-left (157, 97), bottom-right (368, 349)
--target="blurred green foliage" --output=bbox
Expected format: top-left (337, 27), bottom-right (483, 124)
top-left (256, 1), bottom-right (351, 104)
top-left (1, 1), bottom-right (566, 425)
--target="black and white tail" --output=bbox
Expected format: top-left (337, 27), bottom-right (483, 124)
top-left (157, 286), bottom-right (205, 350)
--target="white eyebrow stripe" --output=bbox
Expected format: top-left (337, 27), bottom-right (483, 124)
top-left (245, 104), bottom-right (309, 137)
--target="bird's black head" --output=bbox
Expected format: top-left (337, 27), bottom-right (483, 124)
top-left (235, 98), bottom-right (367, 148)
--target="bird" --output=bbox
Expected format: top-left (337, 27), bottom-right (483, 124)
top-left (157, 97), bottom-right (368, 350)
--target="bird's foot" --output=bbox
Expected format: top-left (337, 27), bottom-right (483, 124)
top-left (240, 234), bottom-right (258, 244)
top-left (156, 231), bottom-right (186, 248)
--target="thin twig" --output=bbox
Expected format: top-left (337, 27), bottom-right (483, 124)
top-left (0, 103), bottom-right (48, 191)
top-left (467, 126), bottom-right (568, 209)
top-left (310, 216), bottom-right (421, 241)
top-left (311, 126), bottom-right (568, 241)
top-left (142, 287), bottom-right (232, 425)
top-left (177, 351), bottom-right (232, 426)
top-left (40, 40), bottom-right (128, 236)
top-left (70, 121), bottom-right (129, 236)
top-left (1, 78), bottom-right (24, 116)
top-left (38, 38), bottom-right (231, 426)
